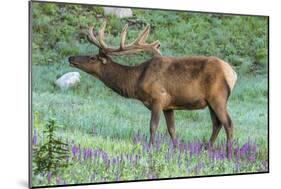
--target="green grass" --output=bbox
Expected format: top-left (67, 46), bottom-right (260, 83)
top-left (31, 1), bottom-right (268, 187)
top-left (31, 63), bottom-right (268, 186)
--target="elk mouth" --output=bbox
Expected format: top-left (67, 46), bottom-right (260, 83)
top-left (69, 62), bottom-right (77, 67)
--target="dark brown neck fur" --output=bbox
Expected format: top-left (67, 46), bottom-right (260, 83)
top-left (98, 61), bottom-right (142, 99)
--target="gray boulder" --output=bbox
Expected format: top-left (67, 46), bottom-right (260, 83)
top-left (55, 72), bottom-right (80, 90)
top-left (103, 7), bottom-right (132, 18)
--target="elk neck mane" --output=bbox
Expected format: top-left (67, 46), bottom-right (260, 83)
top-left (98, 59), bottom-right (145, 99)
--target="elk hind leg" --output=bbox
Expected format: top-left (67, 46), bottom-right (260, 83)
top-left (209, 99), bottom-right (234, 158)
top-left (208, 106), bottom-right (222, 147)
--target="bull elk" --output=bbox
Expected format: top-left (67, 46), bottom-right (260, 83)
top-left (68, 21), bottom-right (237, 155)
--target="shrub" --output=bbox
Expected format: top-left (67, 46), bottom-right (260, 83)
top-left (33, 118), bottom-right (69, 175)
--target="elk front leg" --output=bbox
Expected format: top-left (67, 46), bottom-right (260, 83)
top-left (149, 104), bottom-right (162, 146)
top-left (163, 110), bottom-right (177, 146)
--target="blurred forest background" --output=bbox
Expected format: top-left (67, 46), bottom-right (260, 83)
top-left (32, 2), bottom-right (268, 73)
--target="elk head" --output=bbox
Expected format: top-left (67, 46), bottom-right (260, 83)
top-left (68, 21), bottom-right (161, 76)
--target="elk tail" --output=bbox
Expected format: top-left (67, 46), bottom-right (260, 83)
top-left (221, 61), bottom-right (237, 92)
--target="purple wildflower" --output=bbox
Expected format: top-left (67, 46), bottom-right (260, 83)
top-left (89, 148), bottom-right (93, 160)
top-left (77, 144), bottom-right (81, 161)
top-left (172, 138), bottom-right (178, 149)
top-left (102, 152), bottom-right (108, 164)
top-left (214, 150), bottom-right (220, 161)
top-left (47, 172), bottom-right (52, 184)
top-left (137, 130), bottom-right (141, 143)
top-left (83, 148), bottom-right (87, 160)
top-left (189, 146), bottom-right (193, 158)
top-left (234, 147), bottom-right (240, 160)
top-left (244, 142), bottom-right (255, 161)
top-left (156, 142), bottom-right (161, 151)
top-left (250, 143), bottom-right (257, 162)
top-left (112, 158), bottom-right (117, 165)
top-left (227, 142), bottom-right (233, 159)
top-left (209, 149), bottom-right (214, 160)
top-left (219, 148), bottom-right (225, 160)
top-left (194, 142), bottom-right (199, 156)
top-left (94, 149), bottom-right (98, 162)
top-left (32, 129), bottom-right (38, 145)
top-left (248, 155), bottom-right (255, 162)
top-left (148, 173), bottom-right (156, 179)
top-left (179, 143), bottom-right (184, 153)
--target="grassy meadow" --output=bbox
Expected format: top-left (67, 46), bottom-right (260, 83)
top-left (31, 2), bottom-right (268, 187)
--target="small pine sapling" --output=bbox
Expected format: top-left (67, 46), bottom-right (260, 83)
top-left (33, 118), bottom-right (69, 175)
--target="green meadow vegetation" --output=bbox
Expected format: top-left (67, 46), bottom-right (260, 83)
top-left (31, 2), bottom-right (268, 187)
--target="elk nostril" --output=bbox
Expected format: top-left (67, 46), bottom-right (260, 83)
top-left (68, 56), bottom-right (74, 62)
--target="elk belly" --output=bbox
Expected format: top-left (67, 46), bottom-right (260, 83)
top-left (166, 98), bottom-right (207, 110)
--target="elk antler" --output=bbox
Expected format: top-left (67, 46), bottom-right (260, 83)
top-left (88, 21), bottom-right (161, 56)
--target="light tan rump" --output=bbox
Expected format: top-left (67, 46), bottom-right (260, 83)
top-left (220, 61), bottom-right (237, 91)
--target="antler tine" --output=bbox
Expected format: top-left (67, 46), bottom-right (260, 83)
top-left (88, 26), bottom-right (101, 48)
top-left (138, 25), bottom-right (150, 44)
top-left (130, 25), bottom-right (150, 45)
top-left (150, 40), bottom-right (162, 55)
top-left (98, 21), bottom-right (108, 49)
top-left (120, 24), bottom-right (128, 49)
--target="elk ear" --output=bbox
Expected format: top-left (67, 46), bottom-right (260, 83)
top-left (99, 57), bottom-right (107, 64)
top-left (98, 50), bottom-right (108, 64)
